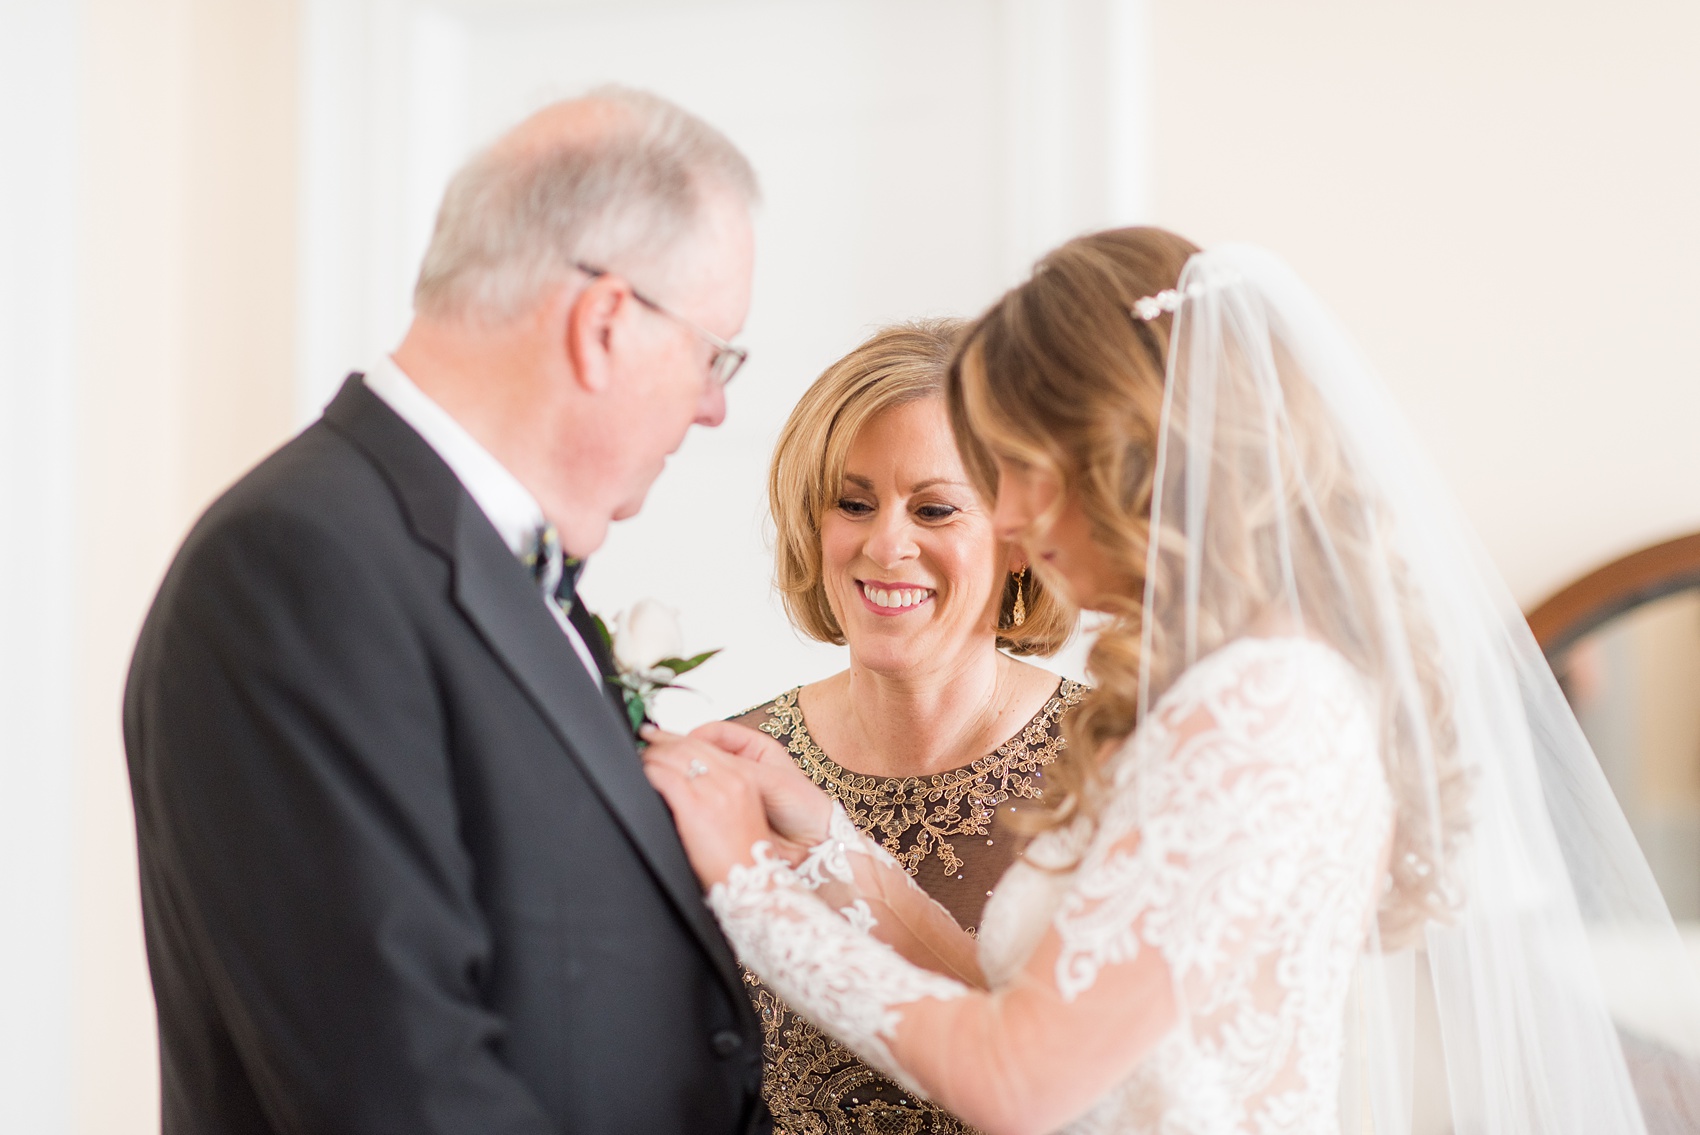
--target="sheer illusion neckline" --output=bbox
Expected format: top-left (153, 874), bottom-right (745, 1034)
top-left (755, 680), bottom-right (1086, 878)
top-left (765, 678), bottom-right (1083, 786)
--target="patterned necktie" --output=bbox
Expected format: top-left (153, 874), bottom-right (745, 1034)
top-left (520, 522), bottom-right (622, 694)
top-left (520, 523), bottom-right (584, 615)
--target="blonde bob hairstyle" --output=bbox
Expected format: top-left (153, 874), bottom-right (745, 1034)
top-left (945, 228), bottom-right (1469, 947)
top-left (769, 319), bottom-right (1073, 656)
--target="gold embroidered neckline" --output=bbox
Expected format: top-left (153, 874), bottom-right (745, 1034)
top-left (757, 679), bottom-right (1085, 878)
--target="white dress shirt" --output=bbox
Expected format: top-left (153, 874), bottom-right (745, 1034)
top-left (363, 355), bottom-right (603, 683)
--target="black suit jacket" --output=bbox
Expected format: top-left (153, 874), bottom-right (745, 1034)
top-left (124, 376), bottom-right (768, 1135)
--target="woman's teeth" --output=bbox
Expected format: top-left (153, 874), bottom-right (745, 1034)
top-left (865, 585), bottom-right (933, 609)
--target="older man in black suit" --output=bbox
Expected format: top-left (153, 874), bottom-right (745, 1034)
top-left (124, 87), bottom-right (766, 1134)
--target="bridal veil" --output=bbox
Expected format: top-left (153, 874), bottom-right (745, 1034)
top-left (1141, 245), bottom-right (1700, 1133)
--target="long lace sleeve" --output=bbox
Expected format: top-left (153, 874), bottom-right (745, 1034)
top-left (789, 801), bottom-right (986, 985)
top-left (707, 834), bottom-right (972, 1094)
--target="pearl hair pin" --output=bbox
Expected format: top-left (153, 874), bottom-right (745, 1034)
top-left (1131, 289), bottom-right (1184, 321)
top-left (1128, 275), bottom-right (1237, 321)
top-left (1131, 281), bottom-right (1210, 321)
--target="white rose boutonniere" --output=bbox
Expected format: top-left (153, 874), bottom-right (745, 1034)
top-left (590, 599), bottom-right (720, 736)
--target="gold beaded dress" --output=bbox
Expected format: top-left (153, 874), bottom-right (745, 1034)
top-left (731, 678), bottom-right (1087, 1135)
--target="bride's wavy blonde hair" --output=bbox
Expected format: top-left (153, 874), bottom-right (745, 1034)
top-left (945, 227), bottom-right (1470, 946)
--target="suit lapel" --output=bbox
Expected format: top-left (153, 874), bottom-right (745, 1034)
top-left (565, 599), bottom-right (632, 724)
top-left (322, 375), bottom-right (746, 1003)
top-left (449, 521), bottom-right (744, 991)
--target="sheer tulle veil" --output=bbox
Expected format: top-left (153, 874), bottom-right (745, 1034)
top-left (1140, 245), bottom-right (1700, 1133)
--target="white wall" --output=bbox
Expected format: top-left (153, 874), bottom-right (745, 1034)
top-left (299, 0), bottom-right (1150, 727)
top-left (1, 4), bottom-right (303, 1135)
top-left (1, 5), bottom-right (80, 1131)
top-left (1148, 0), bottom-right (1700, 607)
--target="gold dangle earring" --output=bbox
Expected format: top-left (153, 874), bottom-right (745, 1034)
top-left (1011, 566), bottom-right (1028, 629)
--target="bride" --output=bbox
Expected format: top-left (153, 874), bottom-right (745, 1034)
top-left (643, 227), bottom-right (1700, 1133)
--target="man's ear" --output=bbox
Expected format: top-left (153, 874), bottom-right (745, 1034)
top-left (562, 276), bottom-right (627, 394)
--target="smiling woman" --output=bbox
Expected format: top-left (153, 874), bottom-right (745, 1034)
top-left (734, 321), bottom-right (1084, 1133)
top-left (770, 320), bottom-right (1072, 657)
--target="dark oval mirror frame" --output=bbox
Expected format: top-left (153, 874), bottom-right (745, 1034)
top-left (1527, 533), bottom-right (1700, 657)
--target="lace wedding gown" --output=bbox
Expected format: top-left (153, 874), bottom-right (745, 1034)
top-left (712, 637), bottom-right (1393, 1134)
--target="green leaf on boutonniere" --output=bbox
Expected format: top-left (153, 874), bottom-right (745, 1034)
top-left (654, 649), bottom-right (720, 678)
top-left (590, 613), bottom-right (615, 653)
top-left (625, 690), bottom-right (648, 736)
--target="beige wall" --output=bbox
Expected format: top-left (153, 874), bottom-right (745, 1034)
top-left (1150, 0), bottom-right (1700, 606)
top-left (75, 1), bottom-right (298, 1130)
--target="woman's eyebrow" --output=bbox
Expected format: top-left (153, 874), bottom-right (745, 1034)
top-left (840, 474), bottom-right (972, 492)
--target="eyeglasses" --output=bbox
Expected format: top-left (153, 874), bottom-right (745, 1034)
top-left (575, 262), bottom-right (748, 388)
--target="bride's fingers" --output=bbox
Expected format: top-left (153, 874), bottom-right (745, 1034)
top-left (689, 720), bottom-right (771, 760)
top-left (642, 759), bottom-right (682, 796)
top-left (641, 744), bottom-right (702, 789)
top-left (641, 724), bottom-right (749, 779)
top-left (639, 729), bottom-right (706, 765)
top-left (642, 762), bottom-right (705, 824)
top-left (641, 746), bottom-right (706, 790)
top-left (641, 733), bottom-right (757, 795)
top-left (698, 724), bottom-right (788, 770)
top-left (644, 755), bottom-right (724, 816)
top-left (646, 759), bottom-right (718, 799)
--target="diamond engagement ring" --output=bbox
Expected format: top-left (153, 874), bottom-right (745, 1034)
top-left (686, 759), bottom-right (710, 780)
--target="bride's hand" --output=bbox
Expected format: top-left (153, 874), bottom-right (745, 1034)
top-left (640, 728), bottom-right (799, 886)
top-left (687, 721), bottom-right (835, 847)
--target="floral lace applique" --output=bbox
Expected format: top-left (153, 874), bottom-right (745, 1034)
top-left (985, 637), bottom-right (1393, 1133)
top-left (708, 841), bottom-right (970, 1097)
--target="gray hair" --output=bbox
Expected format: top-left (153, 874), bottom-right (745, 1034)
top-left (413, 86), bottom-right (759, 322)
